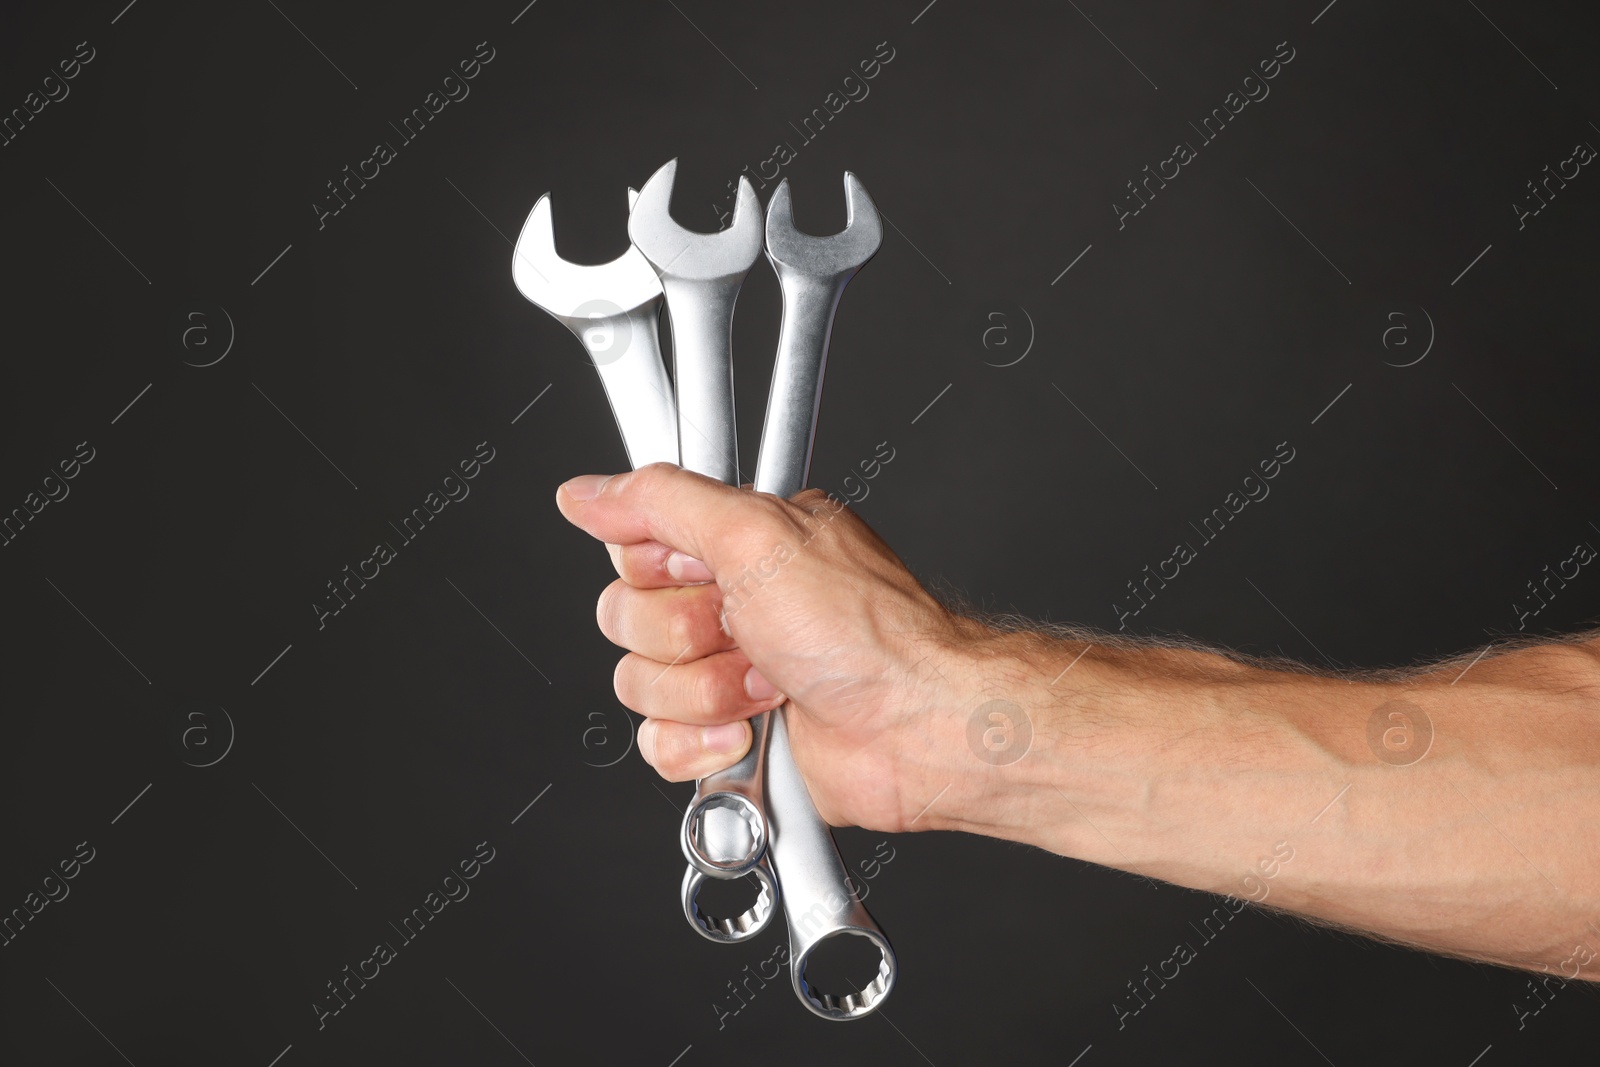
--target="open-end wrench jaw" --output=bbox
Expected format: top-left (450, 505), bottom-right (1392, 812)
top-left (750, 172), bottom-right (883, 500)
top-left (626, 157), bottom-right (761, 487)
top-left (763, 173), bottom-right (883, 278)
top-left (627, 158), bottom-right (763, 282)
top-left (510, 189), bottom-right (679, 469)
top-left (511, 192), bottom-right (663, 321)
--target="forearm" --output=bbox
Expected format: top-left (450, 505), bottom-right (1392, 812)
top-left (555, 465), bottom-right (1600, 976)
top-left (909, 623), bottom-right (1600, 977)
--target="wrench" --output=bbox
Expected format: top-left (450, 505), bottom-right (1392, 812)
top-left (628, 158), bottom-right (757, 485)
top-left (511, 188), bottom-right (678, 468)
top-left (745, 173), bottom-right (895, 1020)
top-left (514, 181), bottom-right (779, 940)
top-left (642, 167), bottom-right (894, 1016)
top-left (628, 160), bottom-right (780, 939)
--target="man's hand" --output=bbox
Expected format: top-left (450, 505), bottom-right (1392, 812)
top-left (555, 462), bottom-right (975, 831)
top-left (557, 462), bottom-right (1600, 979)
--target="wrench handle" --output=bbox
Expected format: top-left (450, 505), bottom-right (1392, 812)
top-left (681, 268), bottom-right (848, 870)
top-left (664, 272), bottom-right (770, 878)
top-left (756, 260), bottom-right (894, 1020)
top-left (578, 305), bottom-right (678, 470)
top-left (661, 277), bottom-right (740, 485)
top-left (753, 273), bottom-right (846, 498)
top-left (766, 706), bottom-right (895, 1019)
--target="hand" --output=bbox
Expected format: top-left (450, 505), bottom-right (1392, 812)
top-left (555, 463), bottom-right (976, 831)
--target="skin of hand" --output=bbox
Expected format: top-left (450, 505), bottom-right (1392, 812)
top-left (555, 461), bottom-right (983, 831)
top-left (556, 462), bottom-right (1600, 979)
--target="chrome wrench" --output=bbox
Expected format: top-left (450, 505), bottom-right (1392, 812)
top-left (629, 158), bottom-right (751, 484)
top-left (746, 174), bottom-right (894, 1020)
top-left (628, 159), bottom-right (780, 938)
top-left (511, 189), bottom-right (678, 467)
top-left (618, 162), bottom-right (895, 1017)
top-left (512, 180), bottom-right (777, 938)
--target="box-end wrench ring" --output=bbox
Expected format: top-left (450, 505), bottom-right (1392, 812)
top-left (679, 853), bottom-right (779, 943)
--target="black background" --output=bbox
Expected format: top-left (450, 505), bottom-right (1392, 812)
top-left (2, 0), bottom-right (1599, 1064)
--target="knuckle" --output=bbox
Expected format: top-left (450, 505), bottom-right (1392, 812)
top-left (685, 663), bottom-right (723, 722)
top-left (753, 493), bottom-right (792, 528)
top-left (724, 501), bottom-right (787, 555)
top-left (771, 494), bottom-right (835, 548)
top-left (664, 596), bottom-right (695, 658)
top-left (669, 590), bottom-right (723, 658)
top-left (681, 662), bottom-right (713, 723)
top-left (631, 461), bottom-right (677, 496)
top-left (694, 657), bottom-right (748, 721)
top-left (791, 487), bottom-right (835, 511)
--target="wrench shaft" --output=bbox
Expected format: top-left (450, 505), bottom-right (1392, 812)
top-left (754, 274), bottom-right (846, 498)
top-left (587, 305), bottom-right (678, 469)
top-left (661, 278), bottom-right (741, 484)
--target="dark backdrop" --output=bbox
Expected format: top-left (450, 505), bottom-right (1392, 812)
top-left (2, 1), bottom-right (1598, 1064)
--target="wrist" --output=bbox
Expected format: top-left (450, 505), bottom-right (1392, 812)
top-left (890, 618), bottom-right (1123, 844)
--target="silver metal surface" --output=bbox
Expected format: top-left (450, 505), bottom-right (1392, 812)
top-left (627, 158), bottom-right (761, 484)
top-left (680, 854), bottom-right (779, 944)
top-left (754, 174), bottom-right (883, 497)
top-left (513, 167), bottom-right (894, 1015)
top-left (629, 160), bottom-right (777, 940)
top-left (678, 175), bottom-right (882, 862)
top-left (767, 708), bottom-right (896, 1019)
top-left (684, 172), bottom-right (894, 1019)
top-left (630, 157), bottom-right (771, 881)
top-left (677, 723), bottom-right (772, 878)
top-left (511, 190), bottom-right (678, 468)
top-left (755, 173), bottom-right (893, 1020)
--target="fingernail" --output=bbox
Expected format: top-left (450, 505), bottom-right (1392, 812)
top-left (563, 474), bottom-right (610, 501)
top-left (637, 720), bottom-right (658, 766)
top-left (701, 721), bottom-right (747, 755)
top-left (743, 666), bottom-right (778, 701)
top-left (666, 551), bottom-right (714, 583)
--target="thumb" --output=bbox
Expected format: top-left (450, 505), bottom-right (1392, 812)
top-left (556, 462), bottom-right (784, 574)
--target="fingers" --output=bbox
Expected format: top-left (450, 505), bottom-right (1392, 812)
top-left (638, 718), bottom-right (751, 782)
top-left (556, 463), bottom-right (792, 574)
top-left (613, 649), bottom-right (782, 726)
top-left (596, 579), bottom-right (734, 662)
top-left (665, 551), bottom-right (715, 583)
top-left (604, 540), bottom-right (715, 588)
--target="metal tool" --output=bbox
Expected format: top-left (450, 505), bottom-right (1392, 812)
top-left (518, 164), bottom-right (895, 1019)
top-left (512, 178), bottom-right (781, 941)
top-left (628, 158), bottom-right (757, 484)
top-left (748, 173), bottom-right (894, 1020)
top-left (639, 165), bottom-right (894, 1018)
top-left (511, 188), bottom-right (678, 468)
top-left (627, 159), bottom-right (780, 939)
